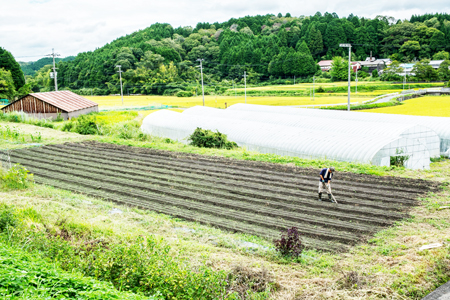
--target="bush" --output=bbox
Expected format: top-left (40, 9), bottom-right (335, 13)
top-left (0, 205), bottom-right (17, 232)
top-left (54, 112), bottom-right (64, 122)
top-left (188, 127), bottom-right (238, 150)
top-left (274, 227), bottom-right (304, 257)
top-left (62, 121), bottom-right (75, 132)
top-left (0, 164), bottom-right (34, 190)
top-left (390, 148), bottom-right (410, 167)
top-left (35, 119), bottom-right (55, 129)
top-left (372, 70), bottom-right (379, 78)
top-left (316, 86), bottom-right (325, 93)
top-left (176, 90), bottom-right (194, 97)
top-left (75, 115), bottom-right (98, 135)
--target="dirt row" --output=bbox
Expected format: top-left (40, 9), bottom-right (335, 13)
top-left (9, 142), bottom-right (438, 252)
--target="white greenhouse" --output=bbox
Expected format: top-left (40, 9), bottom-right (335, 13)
top-left (183, 106), bottom-right (441, 158)
top-left (228, 104), bottom-right (450, 156)
top-left (141, 110), bottom-right (431, 169)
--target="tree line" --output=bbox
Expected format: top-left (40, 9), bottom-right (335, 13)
top-left (2, 12), bottom-right (450, 99)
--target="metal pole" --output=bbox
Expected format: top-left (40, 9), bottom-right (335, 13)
top-left (294, 76), bottom-right (295, 85)
top-left (116, 65), bottom-right (123, 105)
top-left (355, 68), bottom-right (358, 94)
top-left (313, 76), bottom-right (315, 101)
top-left (47, 48), bottom-right (60, 91)
top-left (243, 71), bottom-right (247, 103)
top-left (233, 80), bottom-right (236, 98)
top-left (52, 49), bottom-right (57, 91)
top-left (347, 46), bottom-right (351, 111)
top-left (197, 59), bottom-right (205, 106)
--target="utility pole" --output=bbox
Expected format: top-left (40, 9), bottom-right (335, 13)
top-left (339, 43), bottom-right (352, 111)
top-left (233, 79), bottom-right (236, 98)
top-left (197, 59), bottom-right (205, 106)
top-left (243, 71), bottom-right (248, 103)
top-left (47, 48), bottom-right (60, 91)
top-left (115, 65), bottom-right (124, 105)
top-left (313, 76), bottom-right (315, 101)
top-left (294, 76), bottom-right (295, 85)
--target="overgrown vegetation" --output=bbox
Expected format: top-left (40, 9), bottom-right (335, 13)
top-left (0, 164), bottom-right (34, 190)
top-left (273, 227), bottom-right (304, 258)
top-left (188, 127), bottom-right (238, 150)
top-left (0, 204), bottom-right (232, 299)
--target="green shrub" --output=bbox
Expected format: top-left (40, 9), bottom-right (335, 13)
top-left (75, 115), bottom-right (98, 135)
top-left (62, 121), bottom-right (75, 132)
top-left (372, 69), bottom-right (379, 78)
top-left (390, 148), bottom-right (410, 167)
top-left (316, 86), bottom-right (325, 93)
top-left (0, 205), bottom-right (17, 232)
top-left (0, 164), bottom-right (34, 190)
top-left (176, 90), bottom-right (194, 97)
top-left (0, 242), bottom-right (153, 299)
top-left (36, 119), bottom-right (55, 129)
top-left (188, 127), bottom-right (238, 150)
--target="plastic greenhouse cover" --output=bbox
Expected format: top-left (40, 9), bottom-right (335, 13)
top-left (183, 106), bottom-right (440, 158)
top-left (228, 104), bottom-right (450, 155)
top-left (141, 110), bottom-right (430, 169)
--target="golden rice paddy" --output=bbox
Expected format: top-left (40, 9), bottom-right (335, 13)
top-left (360, 96), bottom-right (450, 117)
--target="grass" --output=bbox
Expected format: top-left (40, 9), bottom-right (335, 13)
top-left (359, 95), bottom-right (450, 117)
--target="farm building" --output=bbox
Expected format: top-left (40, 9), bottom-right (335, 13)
top-left (141, 109), bottom-right (431, 170)
top-left (1, 91), bottom-right (98, 120)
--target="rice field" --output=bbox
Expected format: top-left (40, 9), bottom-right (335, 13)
top-left (86, 95), bottom-right (368, 109)
top-left (359, 96), bottom-right (450, 117)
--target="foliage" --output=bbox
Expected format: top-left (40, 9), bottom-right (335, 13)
top-left (0, 204), bottom-right (228, 299)
top-left (188, 127), bottom-right (238, 150)
top-left (0, 242), bottom-right (156, 299)
top-left (0, 68), bottom-right (16, 101)
top-left (390, 148), bottom-right (410, 167)
top-left (273, 227), bottom-right (304, 257)
top-left (0, 47), bottom-right (25, 91)
top-left (176, 90), bottom-right (194, 97)
top-left (322, 99), bottom-right (403, 111)
top-left (330, 57), bottom-right (348, 80)
top-left (74, 115), bottom-right (99, 135)
top-left (0, 164), bottom-right (34, 190)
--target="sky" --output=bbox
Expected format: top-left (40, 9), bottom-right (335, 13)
top-left (1, 0), bottom-right (449, 61)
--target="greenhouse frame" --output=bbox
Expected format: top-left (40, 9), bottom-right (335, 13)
top-left (229, 104), bottom-right (450, 156)
top-left (183, 106), bottom-right (441, 158)
top-left (141, 110), bottom-right (431, 169)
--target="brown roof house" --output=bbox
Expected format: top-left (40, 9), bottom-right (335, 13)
top-left (1, 91), bottom-right (98, 120)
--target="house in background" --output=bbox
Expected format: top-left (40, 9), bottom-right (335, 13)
top-left (318, 60), bottom-right (333, 71)
top-left (1, 90), bottom-right (98, 120)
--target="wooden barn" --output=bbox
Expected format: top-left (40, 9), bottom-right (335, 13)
top-left (1, 91), bottom-right (98, 120)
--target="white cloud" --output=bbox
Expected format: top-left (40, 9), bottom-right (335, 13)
top-left (1, 0), bottom-right (449, 60)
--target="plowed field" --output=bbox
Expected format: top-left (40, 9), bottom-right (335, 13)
top-left (9, 142), bottom-right (439, 252)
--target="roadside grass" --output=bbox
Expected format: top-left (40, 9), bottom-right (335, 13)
top-left (359, 95), bottom-right (450, 117)
top-left (0, 179), bottom-right (448, 299)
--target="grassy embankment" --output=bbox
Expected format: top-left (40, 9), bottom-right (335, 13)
top-left (0, 122), bottom-right (449, 299)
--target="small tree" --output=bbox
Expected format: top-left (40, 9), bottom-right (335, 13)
top-left (372, 69), bottom-right (379, 78)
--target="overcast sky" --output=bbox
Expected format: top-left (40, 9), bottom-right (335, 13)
top-left (1, 0), bottom-right (449, 61)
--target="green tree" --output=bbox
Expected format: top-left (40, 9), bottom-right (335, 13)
top-left (324, 20), bottom-right (346, 55)
top-left (433, 51), bottom-right (450, 60)
top-left (307, 25), bottom-right (323, 56)
top-left (438, 60), bottom-right (450, 80)
top-left (0, 48), bottom-right (25, 90)
top-left (412, 59), bottom-right (438, 81)
top-left (429, 30), bottom-right (446, 52)
top-left (330, 56), bottom-right (348, 80)
top-left (0, 68), bottom-right (16, 101)
top-left (381, 60), bottom-right (404, 81)
top-left (400, 40), bottom-right (421, 60)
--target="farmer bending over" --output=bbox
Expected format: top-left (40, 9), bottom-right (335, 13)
top-left (318, 167), bottom-right (335, 202)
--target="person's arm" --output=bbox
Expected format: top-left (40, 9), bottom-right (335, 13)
top-left (320, 175), bottom-right (324, 181)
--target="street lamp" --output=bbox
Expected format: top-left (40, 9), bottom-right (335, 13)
top-left (339, 43), bottom-right (352, 111)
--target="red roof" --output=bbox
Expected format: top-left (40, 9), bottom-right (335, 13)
top-left (29, 91), bottom-right (98, 113)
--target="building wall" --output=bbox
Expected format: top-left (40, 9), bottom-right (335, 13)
top-left (2, 95), bottom-right (64, 117)
top-left (1, 94), bottom-right (99, 120)
top-left (68, 106), bottom-right (99, 119)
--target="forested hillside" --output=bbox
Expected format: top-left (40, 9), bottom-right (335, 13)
top-left (19, 56), bottom-right (75, 76)
top-left (25, 12), bottom-right (450, 95)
